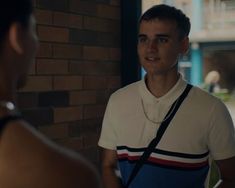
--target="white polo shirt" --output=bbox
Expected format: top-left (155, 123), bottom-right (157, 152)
top-left (98, 76), bottom-right (235, 188)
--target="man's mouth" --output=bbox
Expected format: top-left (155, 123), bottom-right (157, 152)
top-left (145, 57), bottom-right (160, 61)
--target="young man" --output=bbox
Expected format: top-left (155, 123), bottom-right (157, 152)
top-left (98, 4), bottom-right (235, 188)
top-left (0, 0), bottom-right (100, 187)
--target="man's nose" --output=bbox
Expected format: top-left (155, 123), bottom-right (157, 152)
top-left (147, 40), bottom-right (158, 51)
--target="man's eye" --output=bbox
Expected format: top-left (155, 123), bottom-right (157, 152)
top-left (157, 38), bottom-right (168, 43)
top-left (138, 37), bottom-right (147, 43)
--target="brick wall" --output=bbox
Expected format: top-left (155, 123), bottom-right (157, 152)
top-left (18, 0), bottom-right (121, 166)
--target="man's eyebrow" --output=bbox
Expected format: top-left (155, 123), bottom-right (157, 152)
top-left (138, 34), bottom-right (170, 38)
top-left (155, 34), bottom-right (170, 38)
top-left (138, 34), bottom-right (146, 38)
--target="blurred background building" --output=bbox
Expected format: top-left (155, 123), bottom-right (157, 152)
top-left (142, 0), bottom-right (235, 91)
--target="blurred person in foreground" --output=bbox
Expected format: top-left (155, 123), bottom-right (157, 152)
top-left (0, 0), bottom-right (100, 187)
top-left (98, 4), bottom-right (235, 188)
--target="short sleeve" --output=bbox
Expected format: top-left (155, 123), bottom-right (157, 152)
top-left (98, 95), bottom-right (117, 150)
top-left (208, 101), bottom-right (235, 160)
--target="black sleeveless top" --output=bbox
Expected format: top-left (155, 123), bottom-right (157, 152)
top-left (0, 115), bottom-right (22, 134)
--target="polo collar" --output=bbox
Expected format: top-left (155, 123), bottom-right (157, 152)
top-left (139, 74), bottom-right (188, 106)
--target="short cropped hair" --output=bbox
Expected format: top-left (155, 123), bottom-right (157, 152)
top-left (0, 0), bottom-right (33, 45)
top-left (139, 4), bottom-right (191, 40)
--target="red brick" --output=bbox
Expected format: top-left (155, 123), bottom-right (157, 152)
top-left (96, 90), bottom-right (111, 104)
top-left (54, 76), bottom-right (83, 90)
top-left (84, 76), bottom-right (107, 89)
top-left (36, 43), bottom-right (53, 58)
top-left (36, 59), bottom-right (69, 75)
top-left (54, 106), bottom-right (83, 123)
top-left (69, 14), bottom-right (83, 29)
top-left (79, 147), bottom-right (99, 163)
top-left (69, 61), bottom-right (95, 75)
top-left (84, 16), bottom-right (110, 32)
top-left (83, 133), bottom-right (99, 148)
top-left (84, 16), bottom-right (120, 32)
top-left (38, 26), bottom-right (69, 43)
top-left (69, 119), bottom-right (100, 137)
top-left (53, 12), bottom-right (69, 27)
top-left (29, 62), bottom-right (36, 75)
top-left (107, 76), bottom-right (121, 89)
top-left (109, 48), bottom-right (121, 61)
top-left (39, 124), bottom-right (69, 139)
top-left (53, 44), bottom-right (82, 59)
top-left (20, 76), bottom-right (52, 92)
top-left (83, 46), bottom-right (109, 60)
top-left (21, 107), bottom-right (53, 126)
top-left (53, 12), bottom-right (83, 29)
top-left (70, 91), bottom-right (97, 105)
top-left (84, 105), bottom-right (106, 119)
top-left (107, 20), bottom-right (120, 33)
top-left (36, 0), bottom-right (68, 11)
top-left (97, 4), bottom-right (120, 20)
top-left (56, 138), bottom-right (83, 151)
top-left (20, 1), bottom-right (121, 161)
top-left (69, 0), bottom-right (97, 15)
top-left (35, 9), bottom-right (53, 24)
top-left (17, 92), bottom-right (38, 108)
top-left (69, 61), bottom-right (120, 75)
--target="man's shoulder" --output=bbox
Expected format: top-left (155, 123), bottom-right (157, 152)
top-left (111, 80), bottom-right (141, 100)
top-left (191, 85), bottom-right (220, 100)
top-left (190, 85), bottom-right (225, 107)
top-left (0, 121), bottom-right (101, 188)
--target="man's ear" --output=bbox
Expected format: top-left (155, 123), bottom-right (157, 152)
top-left (180, 37), bottom-right (189, 55)
top-left (8, 23), bottom-right (24, 54)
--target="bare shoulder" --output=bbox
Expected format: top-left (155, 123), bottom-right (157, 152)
top-left (0, 120), bottom-right (101, 188)
top-left (50, 143), bottom-right (101, 188)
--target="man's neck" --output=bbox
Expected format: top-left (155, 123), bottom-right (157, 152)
top-left (145, 72), bottom-right (180, 98)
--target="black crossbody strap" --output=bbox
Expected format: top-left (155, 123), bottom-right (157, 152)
top-left (0, 115), bottom-right (23, 133)
top-left (125, 84), bottom-right (192, 188)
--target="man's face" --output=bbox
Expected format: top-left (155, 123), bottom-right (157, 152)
top-left (138, 19), bottom-right (188, 76)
